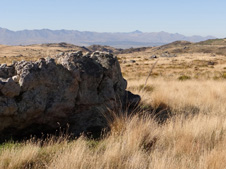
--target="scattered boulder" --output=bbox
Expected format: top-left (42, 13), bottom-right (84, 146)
top-left (129, 60), bottom-right (136, 63)
top-left (161, 53), bottom-right (177, 57)
top-left (207, 61), bottom-right (216, 65)
top-left (15, 54), bottom-right (23, 57)
top-left (150, 55), bottom-right (158, 59)
top-left (0, 51), bottom-right (140, 141)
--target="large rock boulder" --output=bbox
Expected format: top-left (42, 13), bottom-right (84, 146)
top-left (0, 51), bottom-right (140, 141)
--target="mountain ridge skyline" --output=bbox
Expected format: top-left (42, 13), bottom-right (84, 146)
top-left (0, 27), bottom-right (217, 36)
top-left (0, 27), bottom-right (216, 48)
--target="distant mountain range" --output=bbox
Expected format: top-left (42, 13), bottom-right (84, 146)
top-left (0, 27), bottom-right (215, 48)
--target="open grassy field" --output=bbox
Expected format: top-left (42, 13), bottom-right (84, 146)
top-left (1, 40), bottom-right (226, 168)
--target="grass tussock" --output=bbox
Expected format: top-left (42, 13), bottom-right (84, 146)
top-left (178, 75), bottom-right (191, 81)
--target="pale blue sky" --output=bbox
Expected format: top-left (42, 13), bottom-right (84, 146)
top-left (0, 0), bottom-right (225, 38)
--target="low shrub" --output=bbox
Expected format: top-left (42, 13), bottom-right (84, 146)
top-left (178, 75), bottom-right (191, 81)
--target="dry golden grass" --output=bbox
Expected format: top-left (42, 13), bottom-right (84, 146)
top-left (1, 112), bottom-right (226, 168)
top-left (1, 43), bottom-right (226, 168)
top-left (128, 78), bottom-right (226, 116)
top-left (1, 43), bottom-right (226, 80)
top-left (1, 78), bottom-right (226, 168)
top-left (119, 52), bottom-right (226, 80)
top-left (0, 44), bottom-right (84, 65)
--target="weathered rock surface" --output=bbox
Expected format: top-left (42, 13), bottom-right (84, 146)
top-left (0, 51), bottom-right (140, 141)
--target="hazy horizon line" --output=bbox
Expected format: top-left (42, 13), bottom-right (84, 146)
top-left (0, 27), bottom-right (219, 38)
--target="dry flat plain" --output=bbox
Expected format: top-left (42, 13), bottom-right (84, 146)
top-left (1, 39), bottom-right (226, 168)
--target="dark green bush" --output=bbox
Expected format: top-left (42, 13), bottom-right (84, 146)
top-left (178, 75), bottom-right (191, 81)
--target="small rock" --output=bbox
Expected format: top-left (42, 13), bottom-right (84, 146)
top-left (150, 55), bottom-right (158, 59)
top-left (129, 60), bottom-right (136, 63)
top-left (208, 61), bottom-right (216, 65)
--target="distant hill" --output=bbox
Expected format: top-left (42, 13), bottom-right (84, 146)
top-left (197, 38), bottom-right (226, 45)
top-left (141, 39), bottom-right (226, 57)
top-left (0, 27), bottom-right (215, 48)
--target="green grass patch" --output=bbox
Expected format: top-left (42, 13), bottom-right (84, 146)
top-left (125, 64), bottom-right (131, 67)
top-left (0, 141), bottom-right (22, 151)
top-left (221, 72), bottom-right (226, 79)
top-left (178, 75), bottom-right (191, 81)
